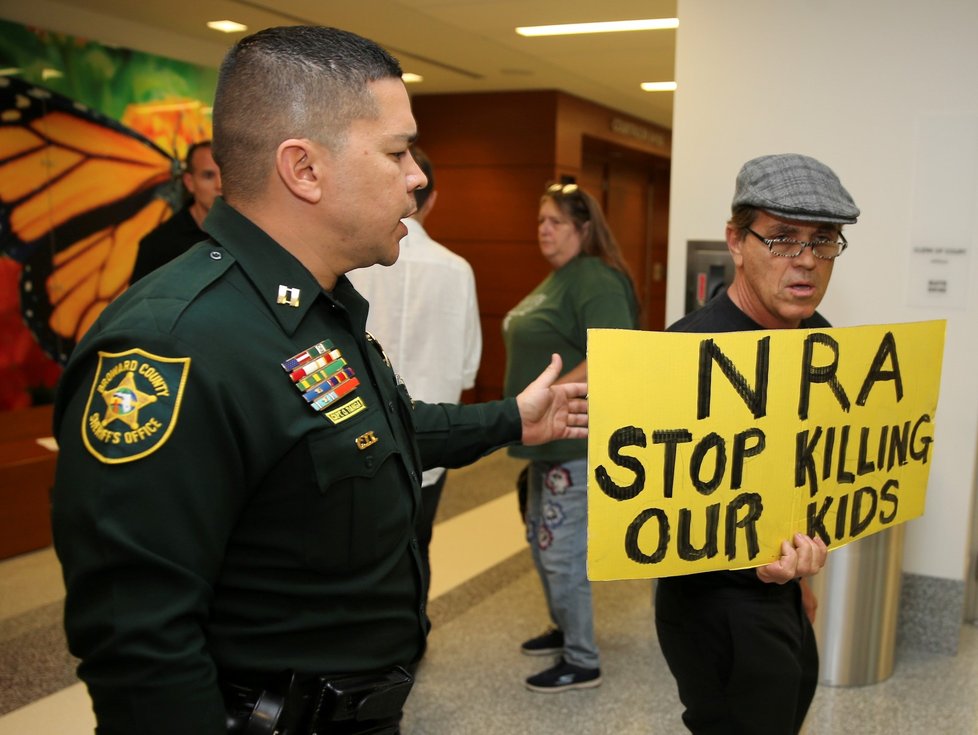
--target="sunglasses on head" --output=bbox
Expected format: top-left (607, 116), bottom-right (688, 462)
top-left (547, 183), bottom-right (579, 196)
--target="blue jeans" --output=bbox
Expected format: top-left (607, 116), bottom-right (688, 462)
top-left (524, 458), bottom-right (599, 669)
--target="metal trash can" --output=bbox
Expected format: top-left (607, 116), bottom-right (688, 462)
top-left (809, 525), bottom-right (905, 686)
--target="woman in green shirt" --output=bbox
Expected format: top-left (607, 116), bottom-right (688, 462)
top-left (503, 183), bottom-right (638, 692)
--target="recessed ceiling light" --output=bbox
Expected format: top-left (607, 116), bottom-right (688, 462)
top-left (207, 20), bottom-right (248, 34)
top-left (516, 18), bottom-right (678, 37)
top-left (640, 81), bottom-right (677, 92)
top-left (402, 73), bottom-right (424, 84)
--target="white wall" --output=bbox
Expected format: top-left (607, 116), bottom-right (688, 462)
top-left (669, 0), bottom-right (978, 582)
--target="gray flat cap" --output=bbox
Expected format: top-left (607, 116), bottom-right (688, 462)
top-left (732, 153), bottom-right (860, 224)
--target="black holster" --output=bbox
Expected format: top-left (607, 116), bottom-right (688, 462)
top-left (223, 666), bottom-right (413, 735)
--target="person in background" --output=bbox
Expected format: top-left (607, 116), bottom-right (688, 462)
top-left (131, 140), bottom-right (222, 282)
top-left (50, 26), bottom-right (588, 735)
top-left (656, 153), bottom-right (843, 734)
top-left (503, 182), bottom-right (639, 692)
top-left (348, 145), bottom-right (482, 592)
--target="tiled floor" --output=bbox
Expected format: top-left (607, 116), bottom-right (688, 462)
top-left (2, 450), bottom-right (978, 733)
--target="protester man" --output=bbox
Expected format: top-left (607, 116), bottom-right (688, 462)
top-left (348, 146), bottom-right (482, 591)
top-left (131, 140), bottom-right (222, 281)
top-left (50, 26), bottom-right (587, 735)
top-left (656, 153), bottom-right (845, 734)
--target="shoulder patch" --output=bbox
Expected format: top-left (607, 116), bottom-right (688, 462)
top-left (81, 349), bottom-right (191, 464)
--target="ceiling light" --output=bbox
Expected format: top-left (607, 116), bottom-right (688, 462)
top-left (0, 68), bottom-right (22, 77)
top-left (640, 81), bottom-right (677, 92)
top-left (41, 68), bottom-right (63, 80)
top-left (402, 73), bottom-right (424, 84)
top-left (516, 18), bottom-right (678, 37)
top-left (207, 20), bottom-right (248, 33)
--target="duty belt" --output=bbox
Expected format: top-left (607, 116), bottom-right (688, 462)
top-left (223, 666), bottom-right (413, 735)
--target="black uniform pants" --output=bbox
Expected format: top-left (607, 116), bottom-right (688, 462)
top-left (655, 579), bottom-right (818, 735)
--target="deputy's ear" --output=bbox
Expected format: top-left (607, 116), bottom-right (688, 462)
top-left (275, 139), bottom-right (322, 204)
top-left (726, 224), bottom-right (745, 267)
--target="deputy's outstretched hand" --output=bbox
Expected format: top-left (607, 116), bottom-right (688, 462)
top-left (756, 533), bottom-right (828, 585)
top-left (516, 354), bottom-right (588, 446)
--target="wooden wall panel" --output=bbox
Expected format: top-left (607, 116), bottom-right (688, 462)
top-left (454, 241), bottom-right (550, 315)
top-left (426, 165), bottom-right (551, 243)
top-left (0, 446), bottom-right (55, 559)
top-left (555, 92), bottom-right (671, 173)
top-left (646, 164), bottom-right (671, 329)
top-left (581, 136), bottom-right (671, 331)
top-left (476, 314), bottom-right (505, 404)
top-left (0, 404), bottom-right (52, 442)
top-left (578, 157), bottom-right (605, 201)
top-left (0, 405), bottom-right (56, 559)
top-left (605, 163), bottom-right (650, 325)
top-left (411, 91), bottom-right (558, 167)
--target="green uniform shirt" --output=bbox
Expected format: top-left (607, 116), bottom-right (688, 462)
top-left (51, 198), bottom-right (522, 735)
top-left (502, 255), bottom-right (637, 462)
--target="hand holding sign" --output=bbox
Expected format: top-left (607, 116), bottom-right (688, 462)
top-left (756, 533), bottom-right (828, 585)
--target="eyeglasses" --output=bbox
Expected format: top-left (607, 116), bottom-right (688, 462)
top-left (745, 228), bottom-right (848, 260)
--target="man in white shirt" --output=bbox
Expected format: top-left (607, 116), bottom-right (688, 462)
top-left (348, 147), bottom-right (482, 590)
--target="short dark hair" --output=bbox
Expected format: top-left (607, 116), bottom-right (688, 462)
top-left (728, 205), bottom-right (759, 236)
top-left (184, 140), bottom-right (212, 174)
top-left (213, 26), bottom-right (403, 202)
top-left (411, 146), bottom-right (434, 211)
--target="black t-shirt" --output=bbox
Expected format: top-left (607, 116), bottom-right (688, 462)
top-left (131, 204), bottom-right (207, 283)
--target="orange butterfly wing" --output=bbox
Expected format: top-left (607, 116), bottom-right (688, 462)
top-left (0, 77), bottom-right (180, 363)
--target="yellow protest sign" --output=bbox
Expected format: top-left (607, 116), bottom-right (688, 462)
top-left (587, 321), bottom-right (945, 581)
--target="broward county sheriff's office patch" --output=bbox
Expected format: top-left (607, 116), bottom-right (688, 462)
top-left (81, 349), bottom-right (191, 464)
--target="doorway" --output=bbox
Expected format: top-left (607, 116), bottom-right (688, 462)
top-left (580, 136), bottom-right (670, 330)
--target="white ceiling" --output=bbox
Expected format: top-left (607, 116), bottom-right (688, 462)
top-left (15, 0), bottom-right (677, 128)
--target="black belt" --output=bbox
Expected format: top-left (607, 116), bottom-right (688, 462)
top-left (222, 666), bottom-right (413, 735)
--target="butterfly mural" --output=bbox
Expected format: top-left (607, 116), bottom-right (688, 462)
top-left (0, 76), bottom-right (184, 365)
